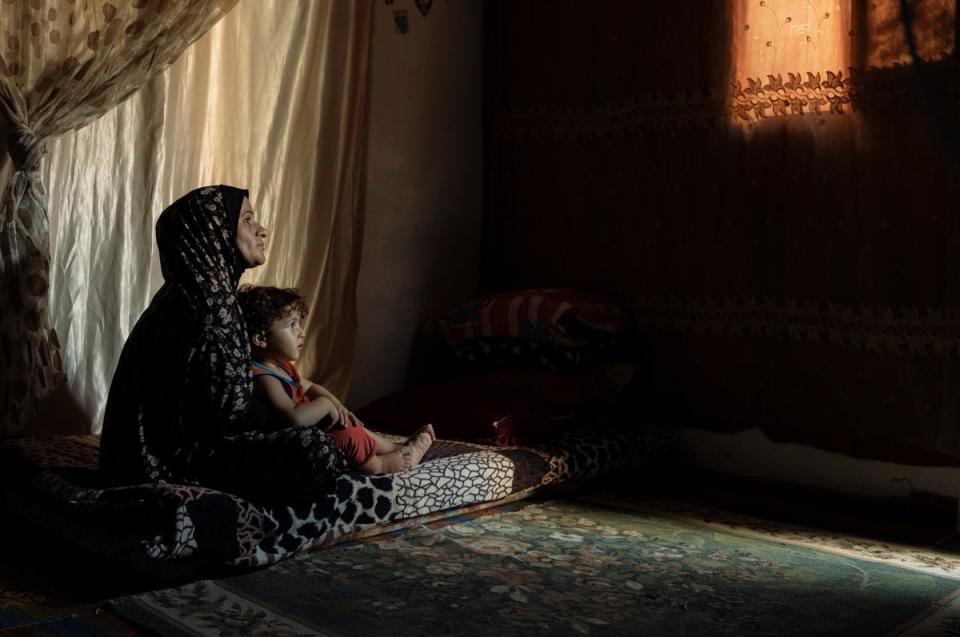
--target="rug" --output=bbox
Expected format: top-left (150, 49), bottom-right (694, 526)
top-left (109, 493), bottom-right (960, 637)
top-left (0, 598), bottom-right (137, 637)
top-left (583, 492), bottom-right (960, 580)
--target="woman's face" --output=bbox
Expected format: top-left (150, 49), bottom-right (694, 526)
top-left (235, 197), bottom-right (268, 268)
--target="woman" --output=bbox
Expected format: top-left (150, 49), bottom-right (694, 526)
top-left (99, 185), bottom-right (342, 500)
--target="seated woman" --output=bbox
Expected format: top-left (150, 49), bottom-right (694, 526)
top-left (98, 185), bottom-right (342, 500)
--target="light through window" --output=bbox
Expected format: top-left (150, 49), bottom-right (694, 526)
top-left (734, 0), bottom-right (850, 82)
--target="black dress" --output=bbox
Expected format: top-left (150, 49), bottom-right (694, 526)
top-left (99, 185), bottom-right (341, 501)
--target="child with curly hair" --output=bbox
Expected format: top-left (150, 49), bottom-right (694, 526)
top-left (238, 285), bottom-right (434, 473)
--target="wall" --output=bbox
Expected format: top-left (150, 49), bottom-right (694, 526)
top-left (349, 2), bottom-right (483, 408)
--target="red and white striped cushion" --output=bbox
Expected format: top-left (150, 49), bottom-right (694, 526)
top-left (432, 288), bottom-right (623, 347)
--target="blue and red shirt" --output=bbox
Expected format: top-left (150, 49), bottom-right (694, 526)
top-left (250, 360), bottom-right (309, 405)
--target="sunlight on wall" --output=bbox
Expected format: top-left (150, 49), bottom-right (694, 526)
top-left (730, 1), bottom-right (956, 124)
top-left (735, 0), bottom-right (955, 80)
top-left (734, 0), bottom-right (850, 80)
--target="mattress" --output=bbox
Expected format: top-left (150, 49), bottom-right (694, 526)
top-left (0, 425), bottom-right (654, 576)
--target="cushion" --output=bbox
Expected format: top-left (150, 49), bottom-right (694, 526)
top-left (428, 288), bottom-right (625, 349)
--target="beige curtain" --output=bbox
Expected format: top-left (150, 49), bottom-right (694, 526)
top-left (0, 0), bottom-right (237, 436)
top-left (38, 0), bottom-right (371, 434)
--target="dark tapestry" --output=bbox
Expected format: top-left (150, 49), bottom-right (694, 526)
top-left (483, 0), bottom-right (960, 463)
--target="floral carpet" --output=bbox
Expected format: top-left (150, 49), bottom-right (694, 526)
top-left (107, 492), bottom-right (960, 637)
top-left (585, 492), bottom-right (960, 581)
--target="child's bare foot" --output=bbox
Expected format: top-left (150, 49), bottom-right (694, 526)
top-left (401, 431), bottom-right (433, 469)
top-left (410, 423), bottom-right (436, 443)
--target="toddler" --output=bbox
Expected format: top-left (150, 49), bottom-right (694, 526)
top-left (238, 285), bottom-right (434, 473)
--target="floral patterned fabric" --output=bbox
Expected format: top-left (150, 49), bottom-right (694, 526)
top-left (0, 0), bottom-right (237, 436)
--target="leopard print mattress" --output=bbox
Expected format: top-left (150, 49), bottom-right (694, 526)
top-left (0, 426), bottom-right (654, 572)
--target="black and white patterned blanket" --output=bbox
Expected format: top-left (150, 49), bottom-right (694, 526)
top-left (0, 427), bottom-right (653, 573)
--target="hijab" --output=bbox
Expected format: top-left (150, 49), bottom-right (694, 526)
top-left (155, 184), bottom-right (251, 306)
top-left (100, 185), bottom-right (256, 483)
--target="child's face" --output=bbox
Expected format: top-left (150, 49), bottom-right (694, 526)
top-left (263, 308), bottom-right (305, 362)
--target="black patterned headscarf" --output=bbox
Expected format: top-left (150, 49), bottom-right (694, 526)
top-left (100, 185), bottom-right (257, 483)
top-left (156, 185), bottom-right (251, 314)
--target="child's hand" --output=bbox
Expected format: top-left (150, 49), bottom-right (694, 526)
top-left (304, 382), bottom-right (356, 427)
top-left (327, 397), bottom-right (358, 429)
top-left (343, 409), bottom-right (361, 428)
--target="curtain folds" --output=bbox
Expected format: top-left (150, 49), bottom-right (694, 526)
top-left (0, 0), bottom-right (236, 436)
top-left (41, 0), bottom-right (372, 433)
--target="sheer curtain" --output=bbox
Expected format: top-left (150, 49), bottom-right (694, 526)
top-left (40, 0), bottom-right (372, 434)
top-left (0, 0), bottom-right (235, 435)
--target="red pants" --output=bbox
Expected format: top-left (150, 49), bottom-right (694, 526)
top-left (325, 421), bottom-right (378, 467)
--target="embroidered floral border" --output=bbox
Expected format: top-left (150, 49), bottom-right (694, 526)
top-left (629, 295), bottom-right (960, 356)
top-left (731, 70), bottom-right (852, 121)
top-left (493, 92), bottom-right (730, 141)
top-left (494, 61), bottom-right (960, 140)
